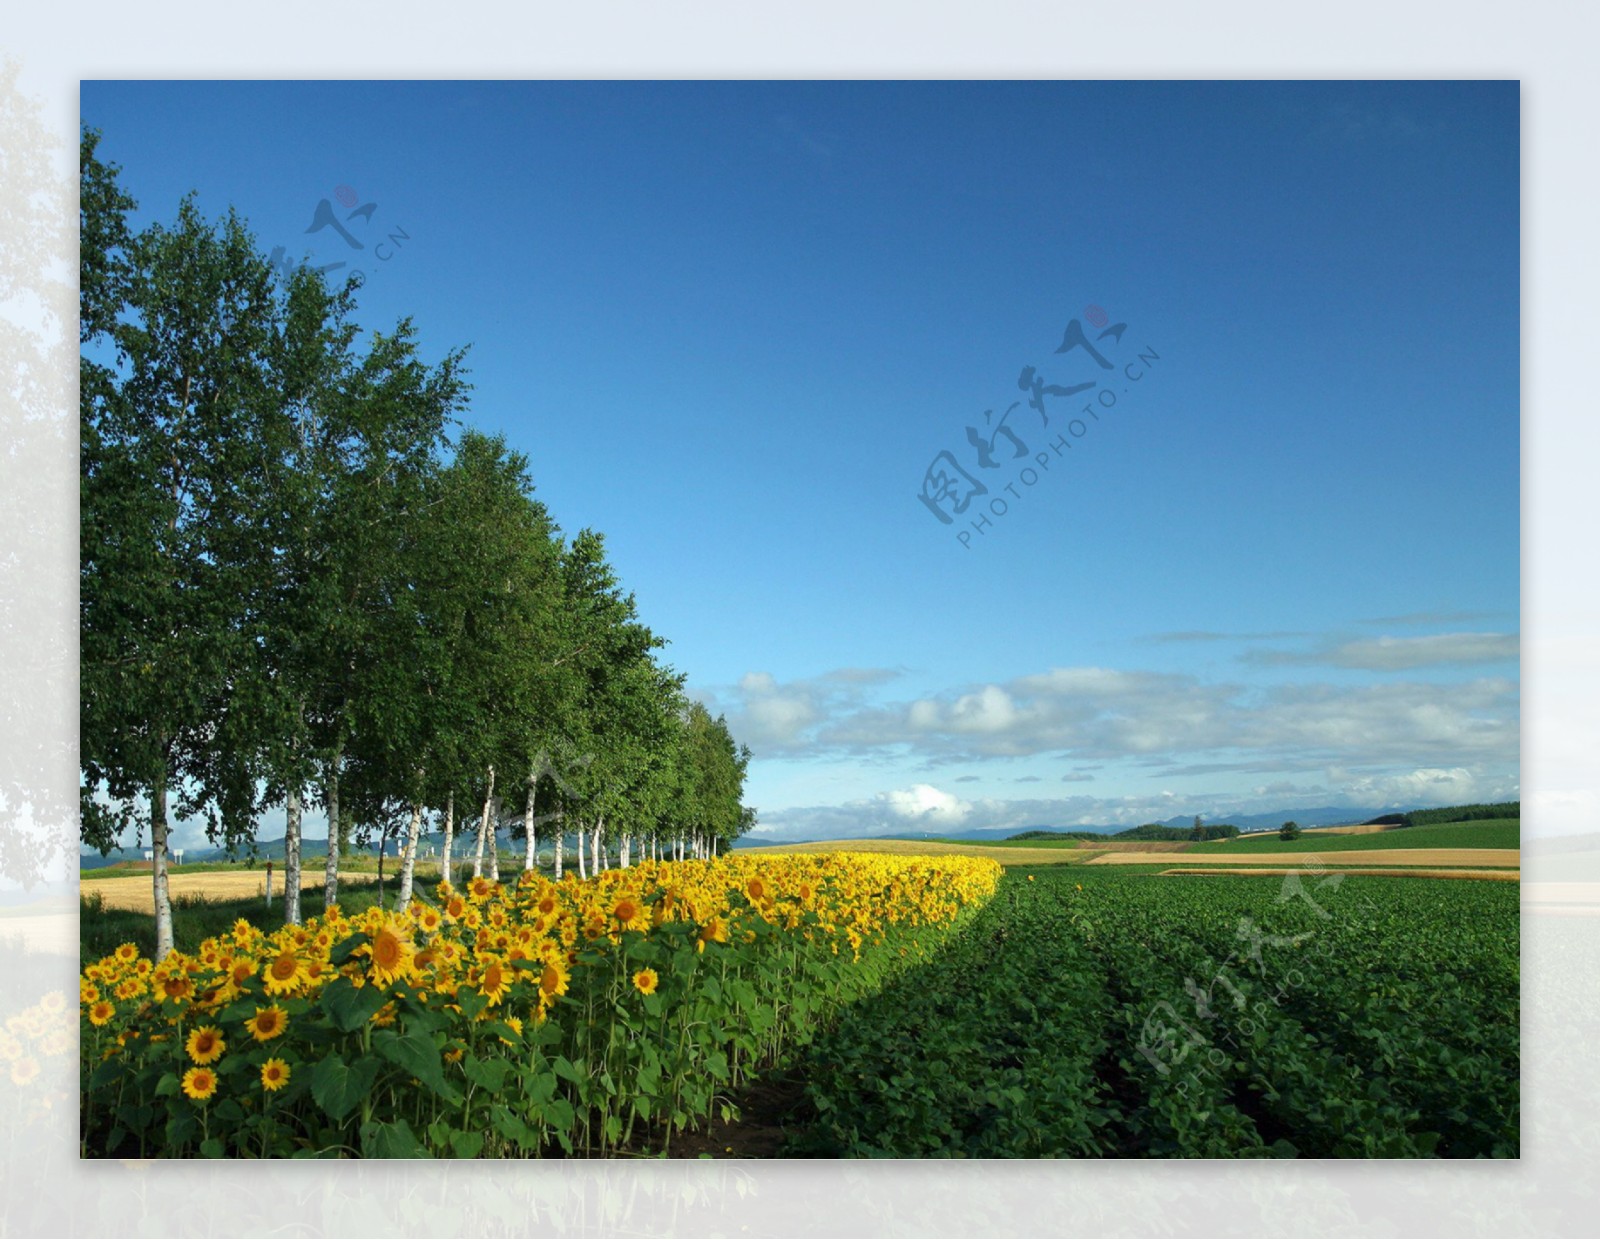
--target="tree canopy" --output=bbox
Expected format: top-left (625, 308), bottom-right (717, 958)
top-left (79, 127), bottom-right (757, 956)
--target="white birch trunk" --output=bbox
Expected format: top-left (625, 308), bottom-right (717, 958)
top-left (151, 773), bottom-right (174, 962)
top-left (553, 811), bottom-right (564, 880)
top-left (441, 792), bottom-right (455, 886)
top-left (284, 786), bottom-right (303, 926)
top-left (488, 795), bottom-right (501, 882)
top-left (592, 819), bottom-right (603, 874)
top-left (524, 768), bottom-right (538, 873)
top-left (397, 799), bottom-right (424, 908)
top-left (473, 765), bottom-right (495, 879)
top-left (620, 834), bottom-right (630, 868)
top-left (576, 819), bottom-right (587, 880)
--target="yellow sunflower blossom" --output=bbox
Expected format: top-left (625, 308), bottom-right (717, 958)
top-left (259, 1058), bottom-right (290, 1091)
top-left (185, 1026), bottom-right (225, 1065)
top-left (262, 950), bottom-right (308, 996)
top-left (181, 1066), bottom-right (218, 1102)
top-left (245, 1004), bottom-right (288, 1042)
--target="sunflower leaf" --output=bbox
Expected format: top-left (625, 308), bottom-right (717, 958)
top-left (374, 1027), bottom-right (463, 1106)
top-left (360, 1117), bottom-right (431, 1158)
top-left (319, 977), bottom-right (388, 1033)
top-left (310, 1055), bottom-right (380, 1122)
top-left (328, 932), bottom-right (369, 966)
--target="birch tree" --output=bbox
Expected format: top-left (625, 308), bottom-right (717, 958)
top-left (80, 135), bottom-right (281, 956)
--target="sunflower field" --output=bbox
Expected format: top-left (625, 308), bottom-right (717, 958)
top-left (77, 853), bottom-right (1000, 1158)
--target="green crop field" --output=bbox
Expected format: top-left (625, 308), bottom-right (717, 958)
top-left (787, 866), bottom-right (1518, 1157)
top-left (1188, 818), bottom-right (1520, 854)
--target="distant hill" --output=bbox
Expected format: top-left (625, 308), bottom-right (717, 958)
top-left (1362, 801), bottom-right (1519, 828)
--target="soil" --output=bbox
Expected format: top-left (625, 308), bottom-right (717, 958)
top-left (655, 1068), bottom-right (815, 1159)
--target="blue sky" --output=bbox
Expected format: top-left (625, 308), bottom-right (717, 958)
top-left (81, 80), bottom-right (1520, 843)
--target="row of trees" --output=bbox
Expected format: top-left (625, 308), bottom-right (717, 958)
top-left (80, 129), bottom-right (753, 959)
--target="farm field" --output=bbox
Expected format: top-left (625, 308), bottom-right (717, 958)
top-left (77, 854), bottom-right (1000, 1158)
top-left (82, 869), bottom-right (378, 914)
top-left (1156, 867), bottom-right (1518, 881)
top-left (1085, 847), bottom-right (1518, 868)
top-left (787, 866), bottom-right (1519, 1157)
top-left (77, 843), bottom-right (1520, 1159)
top-left (740, 837), bottom-right (1096, 868)
top-left (1190, 819), bottom-right (1520, 854)
top-left (753, 835), bottom-right (1519, 871)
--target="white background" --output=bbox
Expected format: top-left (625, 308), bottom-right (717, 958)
top-left (1, 2), bottom-right (1592, 1235)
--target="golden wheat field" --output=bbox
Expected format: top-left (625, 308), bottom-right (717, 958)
top-left (82, 870), bottom-right (378, 914)
top-left (738, 838), bottom-right (1091, 867)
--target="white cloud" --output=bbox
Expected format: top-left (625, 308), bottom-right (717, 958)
top-left (879, 784), bottom-right (971, 824)
top-left (1247, 632), bottom-right (1519, 670)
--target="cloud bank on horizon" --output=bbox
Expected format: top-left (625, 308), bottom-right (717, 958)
top-left (697, 629), bottom-right (1520, 841)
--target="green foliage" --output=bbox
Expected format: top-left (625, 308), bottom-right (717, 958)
top-left (793, 870), bottom-right (1519, 1158)
top-left (1399, 802), bottom-right (1521, 828)
top-left (1280, 820), bottom-right (1302, 841)
top-left (1191, 819), bottom-right (1520, 855)
top-left (79, 124), bottom-right (758, 946)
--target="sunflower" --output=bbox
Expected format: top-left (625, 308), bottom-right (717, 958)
top-left (470, 876), bottom-right (495, 900)
top-left (611, 895), bottom-right (647, 932)
top-left (365, 920), bottom-right (414, 988)
top-left (536, 893), bottom-right (559, 918)
top-left (88, 1001), bottom-right (116, 1027)
top-left (158, 974), bottom-right (194, 1002)
top-left (39, 991), bottom-right (64, 1015)
top-left (230, 960), bottom-right (256, 987)
top-left (538, 958), bottom-right (570, 1001)
top-left (114, 943), bottom-right (138, 964)
top-left (418, 907), bottom-right (442, 934)
top-left (477, 958), bottom-right (511, 1007)
top-left (259, 1058), bottom-right (290, 1092)
top-left (245, 1004), bottom-right (288, 1042)
top-left (445, 895), bottom-right (467, 921)
top-left (632, 968), bottom-right (659, 996)
top-left (745, 875), bottom-right (770, 904)
top-left (10, 1057), bottom-right (40, 1086)
top-left (696, 917), bottom-right (729, 953)
top-left (262, 950), bottom-right (308, 996)
top-left (185, 1026), bottom-right (226, 1065)
top-left (181, 1066), bottom-right (218, 1102)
